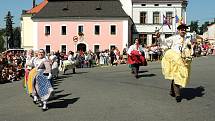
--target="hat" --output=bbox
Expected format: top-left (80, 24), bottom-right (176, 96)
top-left (177, 24), bottom-right (188, 30)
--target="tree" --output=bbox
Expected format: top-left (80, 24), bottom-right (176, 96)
top-left (199, 21), bottom-right (209, 35)
top-left (189, 20), bottom-right (199, 34)
top-left (13, 27), bottom-right (21, 48)
top-left (0, 29), bottom-right (6, 52)
top-left (4, 11), bottom-right (14, 49)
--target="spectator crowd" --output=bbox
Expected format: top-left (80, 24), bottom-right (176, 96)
top-left (0, 41), bottom-right (215, 84)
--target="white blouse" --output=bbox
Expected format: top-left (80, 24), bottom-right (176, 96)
top-left (162, 35), bottom-right (191, 53)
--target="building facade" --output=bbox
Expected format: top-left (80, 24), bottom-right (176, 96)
top-left (21, 0), bottom-right (132, 53)
top-left (132, 0), bottom-right (188, 46)
top-left (203, 23), bottom-right (215, 44)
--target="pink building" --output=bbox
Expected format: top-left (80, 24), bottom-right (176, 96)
top-left (22, 0), bottom-right (132, 53)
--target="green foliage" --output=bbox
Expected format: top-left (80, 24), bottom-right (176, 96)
top-left (0, 29), bottom-right (6, 52)
top-left (189, 20), bottom-right (199, 34)
top-left (13, 27), bottom-right (21, 48)
top-left (199, 21), bottom-right (210, 35)
top-left (4, 11), bottom-right (14, 49)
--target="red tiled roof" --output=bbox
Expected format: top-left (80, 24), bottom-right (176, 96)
top-left (27, 0), bottom-right (48, 14)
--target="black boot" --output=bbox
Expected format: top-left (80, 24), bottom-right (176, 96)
top-left (73, 68), bottom-right (76, 74)
top-left (169, 80), bottom-right (175, 97)
top-left (176, 96), bottom-right (182, 103)
top-left (173, 83), bottom-right (182, 102)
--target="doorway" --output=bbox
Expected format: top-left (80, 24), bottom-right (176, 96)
top-left (77, 43), bottom-right (86, 52)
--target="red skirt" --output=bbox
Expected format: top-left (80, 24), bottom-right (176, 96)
top-left (127, 50), bottom-right (147, 66)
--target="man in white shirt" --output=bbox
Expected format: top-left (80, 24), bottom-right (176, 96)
top-left (161, 24), bottom-right (192, 102)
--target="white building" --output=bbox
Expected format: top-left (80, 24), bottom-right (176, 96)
top-left (203, 23), bottom-right (215, 44)
top-left (131, 0), bottom-right (188, 46)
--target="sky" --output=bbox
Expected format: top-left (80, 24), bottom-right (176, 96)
top-left (0, 0), bottom-right (215, 28)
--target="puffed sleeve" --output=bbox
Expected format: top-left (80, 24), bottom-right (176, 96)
top-left (127, 45), bottom-right (134, 55)
top-left (44, 60), bottom-right (51, 74)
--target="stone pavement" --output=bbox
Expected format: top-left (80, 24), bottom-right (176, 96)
top-left (0, 56), bottom-right (215, 121)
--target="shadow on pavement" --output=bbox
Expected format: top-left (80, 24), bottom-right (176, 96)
top-left (57, 75), bottom-right (73, 79)
top-left (139, 73), bottom-right (156, 78)
top-left (49, 93), bottom-right (72, 101)
top-left (64, 71), bottom-right (88, 75)
top-left (181, 86), bottom-right (205, 100)
top-left (48, 97), bottom-right (80, 109)
top-left (54, 90), bottom-right (64, 94)
top-left (138, 70), bottom-right (148, 73)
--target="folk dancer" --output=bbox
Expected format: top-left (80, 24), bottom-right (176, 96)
top-left (24, 49), bottom-right (35, 93)
top-left (161, 24), bottom-right (193, 102)
top-left (32, 49), bottom-right (54, 111)
top-left (127, 38), bottom-right (147, 78)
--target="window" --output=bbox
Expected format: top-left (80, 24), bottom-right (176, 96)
top-left (139, 34), bottom-right (147, 45)
top-left (78, 25), bottom-right (83, 33)
top-left (166, 12), bottom-right (173, 24)
top-left (167, 4), bottom-right (172, 6)
top-left (45, 26), bottom-right (50, 35)
top-left (141, 4), bottom-right (146, 6)
top-left (61, 26), bottom-right (67, 35)
top-left (153, 12), bottom-right (160, 24)
top-left (95, 25), bottom-right (100, 35)
top-left (94, 45), bottom-right (100, 53)
top-left (140, 12), bottom-right (147, 24)
top-left (110, 45), bottom-right (116, 50)
top-left (165, 34), bottom-right (172, 38)
top-left (61, 45), bottom-right (67, 53)
top-left (110, 25), bottom-right (116, 35)
top-left (45, 45), bottom-right (50, 54)
top-left (154, 4), bottom-right (159, 6)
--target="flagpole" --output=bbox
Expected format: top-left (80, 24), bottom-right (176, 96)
top-left (174, 7), bottom-right (177, 35)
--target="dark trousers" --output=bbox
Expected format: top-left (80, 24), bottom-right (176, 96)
top-left (111, 57), bottom-right (115, 65)
top-left (131, 64), bottom-right (139, 77)
top-left (170, 80), bottom-right (181, 97)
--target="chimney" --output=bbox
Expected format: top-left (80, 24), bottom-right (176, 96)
top-left (33, 0), bottom-right (36, 8)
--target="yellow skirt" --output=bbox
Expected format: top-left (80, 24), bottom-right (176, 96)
top-left (161, 49), bottom-right (191, 87)
top-left (27, 68), bottom-right (37, 94)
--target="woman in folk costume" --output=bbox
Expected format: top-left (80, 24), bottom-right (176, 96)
top-left (24, 49), bottom-right (35, 92)
top-left (161, 24), bottom-right (193, 102)
top-left (32, 49), bottom-right (54, 111)
top-left (127, 38), bottom-right (146, 78)
top-left (27, 50), bottom-right (39, 95)
top-left (50, 51), bottom-right (59, 79)
top-left (59, 51), bottom-right (76, 74)
top-left (67, 51), bottom-right (76, 74)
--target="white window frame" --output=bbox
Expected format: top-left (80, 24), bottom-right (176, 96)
top-left (60, 44), bottom-right (67, 53)
top-left (93, 44), bottom-right (101, 53)
top-left (44, 24), bottom-right (51, 36)
top-left (153, 12), bottom-right (160, 24)
top-left (94, 24), bottom-right (101, 35)
top-left (140, 12), bottom-right (147, 24)
top-left (166, 11), bottom-right (173, 25)
top-left (45, 44), bottom-right (51, 54)
top-left (109, 44), bottom-right (116, 50)
top-left (110, 24), bottom-right (117, 35)
top-left (77, 24), bottom-right (84, 35)
top-left (60, 24), bottom-right (67, 36)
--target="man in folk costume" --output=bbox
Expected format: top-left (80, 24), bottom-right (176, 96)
top-left (161, 24), bottom-right (193, 102)
top-left (32, 49), bottom-right (54, 111)
top-left (127, 38), bottom-right (146, 78)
